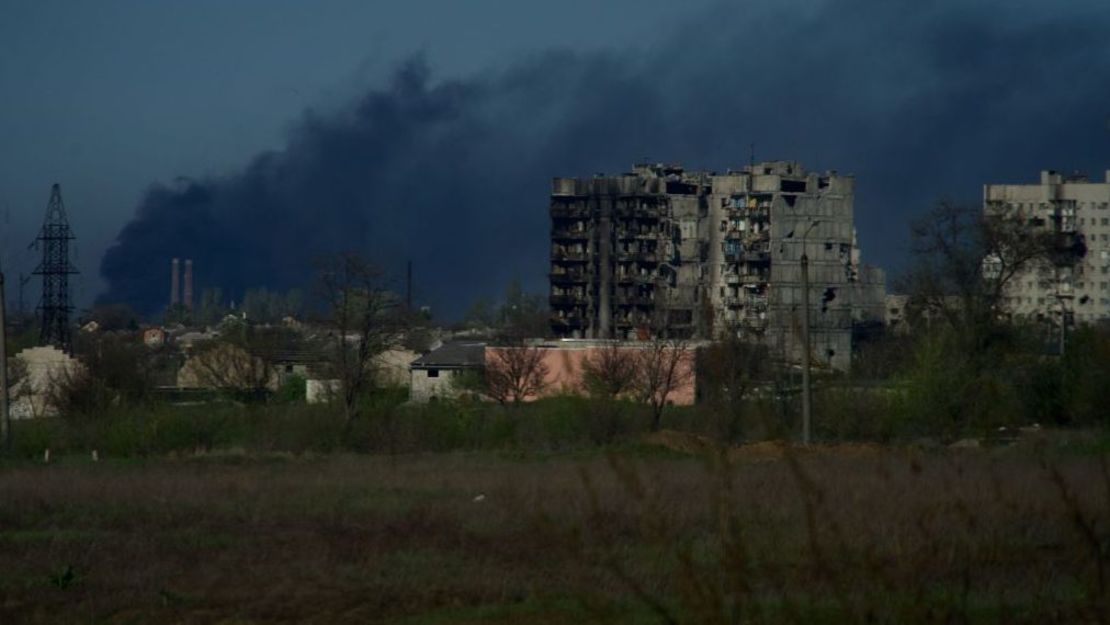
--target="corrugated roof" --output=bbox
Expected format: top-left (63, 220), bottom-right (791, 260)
top-left (410, 341), bottom-right (486, 368)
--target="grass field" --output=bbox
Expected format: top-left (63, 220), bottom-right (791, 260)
top-left (1, 437), bottom-right (1108, 624)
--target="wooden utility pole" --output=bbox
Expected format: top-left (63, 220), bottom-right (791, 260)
top-left (800, 252), bottom-right (812, 446)
top-left (799, 220), bottom-right (819, 446)
top-left (0, 271), bottom-right (10, 450)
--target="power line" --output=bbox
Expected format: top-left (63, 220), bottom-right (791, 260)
top-left (31, 184), bottom-right (78, 352)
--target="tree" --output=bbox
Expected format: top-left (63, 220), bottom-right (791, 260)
top-left (899, 202), bottom-right (1061, 435)
top-left (87, 303), bottom-right (139, 332)
top-left (181, 326), bottom-right (303, 400)
top-left (164, 302), bottom-right (192, 326)
top-left (48, 333), bottom-right (161, 417)
top-left (904, 201), bottom-right (1057, 344)
top-left (636, 339), bottom-right (694, 432)
top-left (460, 279), bottom-right (548, 338)
top-left (632, 288), bottom-right (697, 432)
top-left (316, 253), bottom-right (404, 429)
top-left (462, 296), bottom-right (496, 331)
top-left (699, 330), bottom-right (769, 441)
top-left (499, 279), bottom-right (548, 338)
top-left (242, 287), bottom-right (306, 323)
top-left (580, 342), bottom-right (638, 399)
top-left (483, 341), bottom-right (550, 405)
top-left (196, 287), bottom-right (228, 327)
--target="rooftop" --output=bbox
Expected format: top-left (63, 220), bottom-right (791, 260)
top-left (410, 341), bottom-right (487, 368)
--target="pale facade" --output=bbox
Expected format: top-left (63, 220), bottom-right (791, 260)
top-left (485, 339), bottom-right (699, 405)
top-left (10, 346), bottom-right (83, 419)
top-left (984, 170), bottom-right (1110, 325)
top-left (408, 342), bottom-right (486, 403)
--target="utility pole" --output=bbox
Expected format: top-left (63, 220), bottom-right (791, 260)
top-left (0, 271), bottom-right (10, 450)
top-left (31, 184), bottom-right (78, 353)
top-left (799, 220), bottom-right (820, 446)
top-left (800, 252), bottom-right (812, 445)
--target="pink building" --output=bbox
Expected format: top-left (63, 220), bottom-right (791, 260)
top-left (483, 340), bottom-right (699, 405)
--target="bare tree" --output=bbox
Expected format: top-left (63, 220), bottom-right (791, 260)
top-left (580, 342), bottom-right (638, 399)
top-left (699, 329), bottom-right (769, 441)
top-left (483, 341), bottom-right (550, 405)
top-left (184, 340), bottom-right (274, 400)
top-left (636, 339), bottom-right (694, 432)
top-left (316, 253), bottom-right (404, 429)
top-left (47, 333), bottom-right (160, 417)
top-left (900, 201), bottom-right (1065, 435)
top-left (904, 201), bottom-right (1059, 337)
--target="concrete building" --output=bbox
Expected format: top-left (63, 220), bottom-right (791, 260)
top-left (10, 346), bottom-right (83, 419)
top-left (409, 341), bottom-right (486, 402)
top-left (549, 161), bottom-right (885, 370)
top-left (985, 170), bottom-right (1110, 326)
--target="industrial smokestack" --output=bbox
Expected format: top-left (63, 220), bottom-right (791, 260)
top-left (170, 258), bottom-right (180, 307)
top-left (183, 259), bottom-right (194, 310)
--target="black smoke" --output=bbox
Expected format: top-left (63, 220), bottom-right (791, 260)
top-left (100, 0), bottom-right (1110, 317)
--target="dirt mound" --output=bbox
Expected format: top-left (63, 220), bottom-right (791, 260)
top-left (641, 429), bottom-right (717, 455)
top-left (729, 440), bottom-right (788, 462)
top-left (642, 430), bottom-right (887, 462)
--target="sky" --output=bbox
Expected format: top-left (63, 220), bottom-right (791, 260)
top-left (2, 0), bottom-right (1109, 319)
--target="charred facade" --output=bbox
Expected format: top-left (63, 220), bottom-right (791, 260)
top-left (549, 161), bottom-right (885, 370)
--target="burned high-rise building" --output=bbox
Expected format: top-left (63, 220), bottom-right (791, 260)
top-left (549, 161), bottom-right (885, 370)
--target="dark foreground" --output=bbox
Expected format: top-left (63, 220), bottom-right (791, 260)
top-left (1, 440), bottom-right (1107, 624)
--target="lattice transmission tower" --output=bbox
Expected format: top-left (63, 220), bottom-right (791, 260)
top-left (31, 184), bottom-right (78, 352)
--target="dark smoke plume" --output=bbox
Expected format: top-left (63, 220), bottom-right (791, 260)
top-left (100, 0), bottom-right (1110, 317)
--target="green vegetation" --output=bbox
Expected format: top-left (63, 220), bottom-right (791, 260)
top-left (2, 445), bottom-right (1109, 623)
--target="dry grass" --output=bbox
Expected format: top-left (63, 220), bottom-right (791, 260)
top-left (0, 444), bottom-right (1106, 623)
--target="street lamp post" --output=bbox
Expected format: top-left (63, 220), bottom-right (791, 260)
top-left (799, 220), bottom-right (819, 446)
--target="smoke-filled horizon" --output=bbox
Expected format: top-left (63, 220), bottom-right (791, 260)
top-left (99, 0), bottom-right (1110, 319)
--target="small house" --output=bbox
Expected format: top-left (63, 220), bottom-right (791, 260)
top-left (409, 341), bottom-right (485, 402)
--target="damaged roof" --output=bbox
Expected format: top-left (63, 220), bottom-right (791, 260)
top-left (410, 341), bottom-right (486, 369)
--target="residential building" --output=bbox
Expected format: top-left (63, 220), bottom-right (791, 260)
top-left (549, 161), bottom-right (885, 371)
top-left (984, 170), bottom-right (1109, 325)
top-left (409, 341), bottom-right (486, 402)
top-left (10, 346), bottom-right (83, 419)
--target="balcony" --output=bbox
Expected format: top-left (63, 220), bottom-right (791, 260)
top-left (616, 273), bottom-right (655, 285)
top-left (618, 230), bottom-right (661, 241)
top-left (549, 294), bottom-right (586, 308)
top-left (551, 251), bottom-right (589, 263)
top-left (724, 250), bottom-right (770, 264)
top-left (616, 251), bottom-right (658, 264)
top-left (615, 293), bottom-right (654, 307)
top-left (615, 317), bottom-right (648, 328)
top-left (725, 272), bottom-right (767, 286)
top-left (552, 227), bottom-right (590, 241)
top-left (551, 314), bottom-right (585, 329)
top-left (551, 204), bottom-right (590, 219)
top-left (549, 271), bottom-right (588, 285)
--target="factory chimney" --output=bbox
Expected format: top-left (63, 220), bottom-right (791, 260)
top-left (170, 258), bottom-right (180, 307)
top-left (183, 259), bottom-right (194, 310)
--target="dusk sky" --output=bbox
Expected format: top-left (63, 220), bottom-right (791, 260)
top-left (3, 0), bottom-right (1109, 317)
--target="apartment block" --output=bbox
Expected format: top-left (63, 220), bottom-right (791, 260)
top-left (984, 170), bottom-right (1110, 325)
top-left (549, 161), bottom-right (885, 371)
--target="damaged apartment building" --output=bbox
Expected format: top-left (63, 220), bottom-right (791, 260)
top-left (549, 161), bottom-right (885, 371)
top-left (985, 169), bottom-right (1109, 326)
